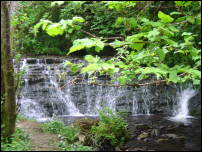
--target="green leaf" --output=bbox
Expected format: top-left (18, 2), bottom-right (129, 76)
top-left (127, 18), bottom-right (137, 28)
top-left (68, 44), bottom-right (85, 55)
top-left (168, 71), bottom-right (178, 83)
top-left (187, 69), bottom-right (201, 78)
top-left (156, 48), bottom-right (165, 61)
top-left (72, 17), bottom-right (85, 23)
top-left (109, 40), bottom-right (127, 48)
top-left (158, 11), bottom-right (174, 23)
top-left (170, 11), bottom-right (182, 15)
top-left (115, 17), bottom-right (124, 25)
top-left (175, 1), bottom-right (192, 7)
top-left (130, 41), bottom-right (144, 51)
top-left (63, 61), bottom-right (72, 67)
top-left (126, 35), bottom-right (144, 51)
top-left (81, 64), bottom-right (101, 74)
top-left (46, 23), bottom-right (64, 36)
top-left (68, 38), bottom-right (104, 55)
top-left (193, 79), bottom-right (200, 85)
top-left (67, 28), bottom-right (73, 33)
top-left (146, 28), bottom-right (160, 41)
top-left (84, 55), bottom-right (99, 63)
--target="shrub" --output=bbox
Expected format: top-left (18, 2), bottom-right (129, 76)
top-left (73, 117), bottom-right (99, 146)
top-left (58, 142), bottom-right (93, 151)
top-left (91, 108), bottom-right (128, 150)
top-left (41, 119), bottom-right (93, 151)
top-left (41, 120), bottom-right (79, 143)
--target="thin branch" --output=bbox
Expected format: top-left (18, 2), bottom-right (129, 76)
top-left (80, 29), bottom-right (125, 40)
top-left (59, 72), bottom-right (188, 89)
top-left (80, 29), bottom-right (97, 38)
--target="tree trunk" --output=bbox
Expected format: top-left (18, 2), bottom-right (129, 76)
top-left (1, 1), bottom-right (16, 139)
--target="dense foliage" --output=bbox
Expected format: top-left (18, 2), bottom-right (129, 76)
top-left (1, 128), bottom-right (31, 151)
top-left (13, 1), bottom-right (201, 86)
top-left (41, 119), bottom-right (93, 151)
top-left (91, 108), bottom-right (128, 150)
top-left (40, 108), bottom-right (128, 151)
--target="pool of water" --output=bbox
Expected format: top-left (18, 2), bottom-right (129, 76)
top-left (57, 114), bottom-right (201, 151)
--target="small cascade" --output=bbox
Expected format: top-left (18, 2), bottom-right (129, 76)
top-left (131, 86), bottom-right (152, 115)
top-left (44, 63), bottom-right (83, 116)
top-left (169, 85), bottom-right (197, 124)
top-left (15, 57), bottom-right (199, 121)
top-left (16, 59), bottom-right (47, 121)
top-left (170, 87), bottom-right (197, 122)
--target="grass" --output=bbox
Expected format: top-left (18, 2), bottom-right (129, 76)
top-left (40, 119), bottom-right (93, 151)
top-left (1, 128), bottom-right (31, 151)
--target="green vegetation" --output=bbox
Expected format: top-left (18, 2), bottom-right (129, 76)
top-left (91, 108), bottom-right (128, 150)
top-left (40, 119), bottom-right (93, 151)
top-left (40, 108), bottom-right (128, 151)
top-left (41, 120), bottom-right (79, 143)
top-left (28, 1), bottom-right (201, 87)
top-left (1, 128), bottom-right (31, 151)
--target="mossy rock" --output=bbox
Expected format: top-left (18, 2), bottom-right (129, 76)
top-left (73, 117), bottom-right (99, 146)
top-left (73, 117), bottom-right (99, 134)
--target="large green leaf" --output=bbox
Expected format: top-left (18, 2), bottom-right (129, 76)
top-left (168, 70), bottom-right (178, 83)
top-left (84, 55), bottom-right (100, 63)
top-left (156, 48), bottom-right (166, 61)
top-left (126, 35), bottom-right (144, 51)
top-left (81, 64), bottom-right (101, 74)
top-left (68, 38), bottom-right (105, 55)
top-left (72, 17), bottom-right (85, 23)
top-left (158, 11), bottom-right (174, 23)
top-left (46, 23), bottom-right (64, 36)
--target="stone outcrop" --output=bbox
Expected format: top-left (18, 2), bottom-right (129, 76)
top-left (15, 57), bottom-right (201, 119)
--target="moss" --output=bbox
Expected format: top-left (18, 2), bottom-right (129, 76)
top-left (73, 117), bottom-right (99, 146)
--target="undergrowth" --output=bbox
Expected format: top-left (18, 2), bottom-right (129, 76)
top-left (40, 119), bottom-right (93, 151)
top-left (1, 128), bottom-right (31, 151)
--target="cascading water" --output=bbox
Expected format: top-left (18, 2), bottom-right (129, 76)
top-left (169, 87), bottom-right (197, 123)
top-left (15, 57), bottom-right (199, 122)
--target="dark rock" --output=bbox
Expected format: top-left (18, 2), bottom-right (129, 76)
top-left (176, 136), bottom-right (186, 142)
top-left (132, 147), bottom-right (146, 151)
top-left (46, 58), bottom-right (63, 64)
top-left (156, 138), bottom-right (169, 143)
top-left (163, 133), bottom-right (178, 139)
top-left (135, 124), bottom-right (150, 130)
top-left (26, 58), bottom-right (37, 64)
top-left (165, 126), bottom-right (177, 133)
top-left (137, 132), bottom-right (149, 140)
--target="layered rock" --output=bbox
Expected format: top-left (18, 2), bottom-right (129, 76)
top-left (15, 57), bottom-right (201, 119)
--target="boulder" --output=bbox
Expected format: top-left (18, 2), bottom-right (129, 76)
top-left (156, 138), bottom-right (169, 143)
top-left (137, 132), bottom-right (149, 140)
top-left (135, 124), bottom-right (150, 130)
top-left (163, 133), bottom-right (177, 139)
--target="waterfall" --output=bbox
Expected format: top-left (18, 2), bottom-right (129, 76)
top-left (44, 63), bottom-right (83, 116)
top-left (15, 57), bottom-right (199, 121)
top-left (170, 87), bottom-right (197, 122)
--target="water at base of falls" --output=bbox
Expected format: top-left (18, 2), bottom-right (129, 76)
top-left (15, 58), bottom-right (199, 122)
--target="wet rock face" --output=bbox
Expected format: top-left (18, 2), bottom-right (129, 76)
top-left (15, 57), bottom-right (201, 119)
top-left (189, 91), bottom-right (201, 116)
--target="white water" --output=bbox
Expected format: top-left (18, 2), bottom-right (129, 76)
top-left (15, 58), bottom-right (198, 122)
top-left (44, 64), bottom-right (83, 116)
top-left (170, 87), bottom-right (197, 123)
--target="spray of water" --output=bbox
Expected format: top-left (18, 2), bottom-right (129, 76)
top-left (170, 87), bottom-right (196, 123)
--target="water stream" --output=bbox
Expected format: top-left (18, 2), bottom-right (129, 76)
top-left (169, 87), bottom-right (197, 123)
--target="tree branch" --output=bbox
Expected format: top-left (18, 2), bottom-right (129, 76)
top-left (59, 72), bottom-right (188, 89)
